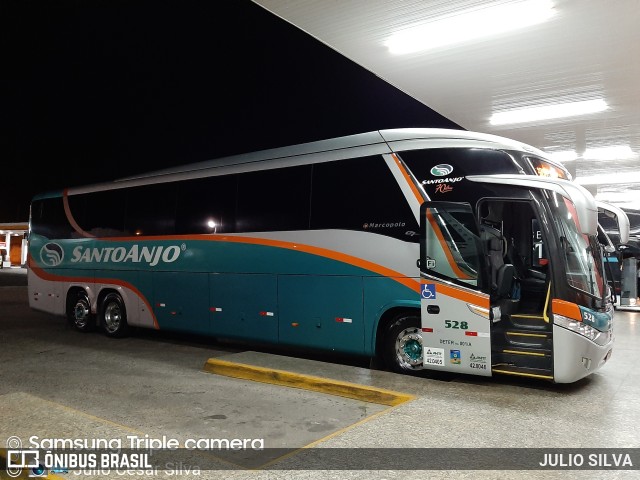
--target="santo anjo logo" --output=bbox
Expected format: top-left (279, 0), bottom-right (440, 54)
top-left (40, 243), bottom-right (64, 267)
top-left (430, 164), bottom-right (454, 176)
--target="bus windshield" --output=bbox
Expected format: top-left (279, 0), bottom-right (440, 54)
top-left (548, 191), bottom-right (605, 299)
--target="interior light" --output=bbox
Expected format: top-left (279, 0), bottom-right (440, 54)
top-left (385, 0), bottom-right (556, 55)
top-left (490, 99), bottom-right (608, 126)
top-left (583, 145), bottom-right (636, 160)
top-left (547, 150), bottom-right (578, 162)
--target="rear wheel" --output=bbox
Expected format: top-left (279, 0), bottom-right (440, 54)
top-left (99, 292), bottom-right (130, 338)
top-left (67, 290), bottom-right (95, 332)
top-left (382, 313), bottom-right (423, 373)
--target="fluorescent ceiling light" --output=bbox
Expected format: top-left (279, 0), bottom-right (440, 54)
top-left (548, 150), bottom-right (578, 162)
top-left (583, 145), bottom-right (636, 160)
top-left (575, 171), bottom-right (640, 186)
top-left (595, 193), bottom-right (640, 211)
top-left (385, 0), bottom-right (556, 54)
top-left (596, 192), bottom-right (640, 203)
top-left (490, 99), bottom-right (608, 126)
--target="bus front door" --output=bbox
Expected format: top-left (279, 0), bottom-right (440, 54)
top-left (419, 202), bottom-right (492, 376)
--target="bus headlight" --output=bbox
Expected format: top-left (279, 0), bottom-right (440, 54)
top-left (554, 314), bottom-right (612, 346)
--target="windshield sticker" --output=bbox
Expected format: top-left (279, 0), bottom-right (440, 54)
top-left (430, 164), bottom-right (454, 176)
top-left (422, 176), bottom-right (463, 185)
top-left (434, 184), bottom-right (453, 194)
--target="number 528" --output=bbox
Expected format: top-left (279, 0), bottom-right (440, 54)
top-left (445, 320), bottom-right (468, 330)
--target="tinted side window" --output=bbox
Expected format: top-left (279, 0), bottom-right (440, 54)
top-left (72, 190), bottom-right (126, 237)
top-left (176, 175), bottom-right (237, 234)
top-left (30, 197), bottom-right (74, 239)
top-left (236, 166), bottom-right (311, 232)
top-left (310, 156), bottom-right (418, 241)
top-left (72, 190), bottom-right (127, 237)
top-left (125, 183), bottom-right (177, 236)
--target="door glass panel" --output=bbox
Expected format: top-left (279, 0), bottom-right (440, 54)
top-left (421, 202), bottom-right (483, 288)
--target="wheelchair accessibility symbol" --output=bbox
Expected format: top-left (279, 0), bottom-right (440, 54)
top-left (421, 284), bottom-right (436, 299)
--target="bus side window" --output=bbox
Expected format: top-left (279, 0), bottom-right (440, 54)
top-left (73, 189), bottom-right (127, 237)
top-left (176, 175), bottom-right (237, 234)
top-left (236, 165), bottom-right (311, 233)
top-left (31, 197), bottom-right (74, 239)
top-left (125, 183), bottom-right (177, 236)
top-left (310, 155), bottom-right (418, 241)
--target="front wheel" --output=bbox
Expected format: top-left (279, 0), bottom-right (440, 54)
top-left (99, 292), bottom-right (130, 338)
top-left (382, 313), bottom-right (423, 374)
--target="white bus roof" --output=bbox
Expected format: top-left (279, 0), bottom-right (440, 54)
top-left (115, 128), bottom-right (550, 183)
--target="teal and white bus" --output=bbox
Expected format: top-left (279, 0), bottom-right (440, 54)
top-left (28, 128), bottom-right (620, 383)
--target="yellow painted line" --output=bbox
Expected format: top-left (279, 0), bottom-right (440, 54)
top-left (202, 358), bottom-right (415, 406)
top-left (1, 395), bottom-right (244, 471)
top-left (256, 396), bottom-right (410, 470)
top-left (492, 368), bottom-right (553, 380)
top-left (511, 314), bottom-right (545, 319)
top-left (36, 396), bottom-right (147, 435)
top-left (503, 349), bottom-right (546, 357)
top-left (506, 332), bottom-right (547, 338)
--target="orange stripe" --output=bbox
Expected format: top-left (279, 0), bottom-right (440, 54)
top-left (29, 229), bottom-right (419, 326)
top-left (425, 210), bottom-right (473, 280)
top-left (95, 234), bottom-right (421, 293)
top-left (391, 153), bottom-right (424, 204)
top-left (28, 257), bottom-right (159, 329)
top-left (552, 298), bottom-right (581, 321)
top-left (222, 235), bottom-right (421, 293)
top-left (422, 279), bottom-right (488, 307)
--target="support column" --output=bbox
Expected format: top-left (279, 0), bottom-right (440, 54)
top-left (5, 232), bottom-right (11, 267)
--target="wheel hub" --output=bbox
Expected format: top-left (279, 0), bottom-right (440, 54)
top-left (104, 303), bottom-right (122, 332)
top-left (395, 327), bottom-right (423, 369)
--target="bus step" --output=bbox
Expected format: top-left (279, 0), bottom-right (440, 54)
top-left (502, 329), bottom-right (551, 349)
top-left (506, 314), bottom-right (549, 330)
top-left (492, 346), bottom-right (552, 371)
top-left (491, 364), bottom-right (554, 381)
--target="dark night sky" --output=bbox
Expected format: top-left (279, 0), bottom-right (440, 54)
top-left (1, 0), bottom-right (461, 222)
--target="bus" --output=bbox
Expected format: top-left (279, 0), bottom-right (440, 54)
top-left (599, 206), bottom-right (639, 307)
top-left (28, 128), bottom-right (619, 383)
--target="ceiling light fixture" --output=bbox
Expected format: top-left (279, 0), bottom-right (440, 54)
top-left (490, 99), bottom-right (608, 126)
top-left (575, 171), bottom-right (640, 186)
top-left (385, 0), bottom-right (556, 55)
top-left (596, 193), bottom-right (640, 211)
top-left (583, 145), bottom-right (636, 160)
top-left (547, 150), bottom-right (578, 162)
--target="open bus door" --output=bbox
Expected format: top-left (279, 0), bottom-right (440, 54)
top-left (419, 202), bottom-right (493, 376)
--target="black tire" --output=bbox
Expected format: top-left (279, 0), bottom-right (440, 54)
top-left (67, 290), bottom-right (95, 332)
top-left (382, 313), bottom-right (423, 374)
top-left (99, 292), bottom-right (130, 338)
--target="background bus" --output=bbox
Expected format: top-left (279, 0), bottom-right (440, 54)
top-left (600, 207), bottom-right (640, 307)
